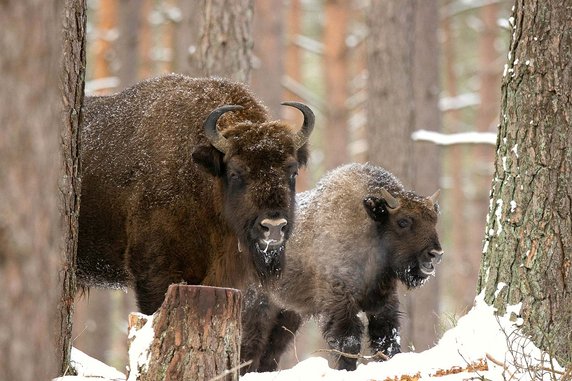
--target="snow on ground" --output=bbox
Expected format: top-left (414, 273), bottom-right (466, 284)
top-left (56, 292), bottom-right (567, 381)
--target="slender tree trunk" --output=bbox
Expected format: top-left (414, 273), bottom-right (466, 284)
top-left (93, 0), bottom-right (117, 82)
top-left (462, 2), bottom-right (500, 309)
top-left (323, 0), bottom-right (349, 170)
top-left (183, 0), bottom-right (254, 82)
top-left (440, 1), bottom-right (469, 316)
top-left (0, 1), bottom-right (62, 379)
top-left (117, 0), bottom-right (141, 89)
top-left (60, 0), bottom-right (87, 374)
top-left (366, 0), bottom-right (441, 352)
top-left (251, 0), bottom-right (284, 119)
top-left (477, 0), bottom-right (572, 366)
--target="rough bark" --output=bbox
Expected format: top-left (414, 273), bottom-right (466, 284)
top-left (60, 0), bottom-right (87, 374)
top-left (0, 0), bottom-right (62, 379)
top-left (129, 285), bottom-right (243, 381)
top-left (366, 0), bottom-right (441, 351)
top-left (477, 0), bottom-right (572, 366)
top-left (179, 0), bottom-right (253, 82)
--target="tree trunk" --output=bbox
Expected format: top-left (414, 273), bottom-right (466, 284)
top-left (60, 0), bottom-right (87, 374)
top-left (117, 0), bottom-right (141, 89)
top-left (181, 0), bottom-right (253, 82)
top-left (366, 0), bottom-right (441, 352)
top-left (251, 0), bottom-right (284, 119)
top-left (477, 0), bottom-right (572, 367)
top-left (128, 285), bottom-right (242, 381)
top-left (0, 1), bottom-right (62, 379)
top-left (323, 0), bottom-right (350, 170)
top-left (93, 0), bottom-right (117, 82)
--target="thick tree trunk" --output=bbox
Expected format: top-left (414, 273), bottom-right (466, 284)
top-left (0, 1), bottom-right (62, 379)
top-left (60, 0), bottom-right (87, 374)
top-left (128, 285), bottom-right (242, 381)
top-left (366, 0), bottom-right (441, 352)
top-left (477, 0), bottom-right (572, 366)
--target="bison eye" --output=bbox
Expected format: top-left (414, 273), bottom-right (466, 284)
top-left (397, 218), bottom-right (411, 229)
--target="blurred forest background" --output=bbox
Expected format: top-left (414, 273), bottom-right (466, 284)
top-left (73, 0), bottom-right (513, 371)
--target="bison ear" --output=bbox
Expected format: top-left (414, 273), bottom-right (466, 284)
top-left (296, 142), bottom-right (310, 167)
top-left (363, 196), bottom-right (388, 222)
top-left (192, 145), bottom-right (224, 177)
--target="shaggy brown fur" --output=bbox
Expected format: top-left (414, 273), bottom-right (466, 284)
top-left (77, 74), bottom-right (313, 314)
top-left (241, 163), bottom-right (442, 372)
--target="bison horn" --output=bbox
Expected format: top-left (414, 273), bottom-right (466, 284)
top-left (203, 105), bottom-right (244, 153)
top-left (281, 101), bottom-right (315, 149)
top-left (428, 189), bottom-right (440, 205)
top-left (380, 188), bottom-right (400, 210)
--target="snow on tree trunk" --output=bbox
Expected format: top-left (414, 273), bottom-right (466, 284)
top-left (128, 284), bottom-right (243, 381)
top-left (477, 0), bottom-right (572, 367)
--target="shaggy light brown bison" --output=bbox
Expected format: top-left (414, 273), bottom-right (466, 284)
top-left (242, 163), bottom-right (442, 371)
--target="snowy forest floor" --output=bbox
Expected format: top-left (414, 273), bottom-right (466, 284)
top-left (54, 292), bottom-right (569, 381)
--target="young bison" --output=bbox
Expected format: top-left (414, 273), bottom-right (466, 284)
top-left (77, 74), bottom-right (314, 314)
top-left (242, 163), bottom-right (442, 371)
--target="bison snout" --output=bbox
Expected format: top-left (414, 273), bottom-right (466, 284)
top-left (428, 249), bottom-right (443, 264)
top-left (260, 218), bottom-right (287, 245)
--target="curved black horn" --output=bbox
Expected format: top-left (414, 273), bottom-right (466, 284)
top-left (203, 105), bottom-right (244, 153)
top-left (281, 101), bottom-right (315, 149)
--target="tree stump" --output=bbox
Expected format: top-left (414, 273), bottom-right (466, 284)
top-left (127, 284), bottom-right (242, 381)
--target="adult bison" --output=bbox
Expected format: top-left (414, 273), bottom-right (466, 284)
top-left (241, 163), bottom-right (442, 372)
top-left (77, 74), bottom-right (314, 314)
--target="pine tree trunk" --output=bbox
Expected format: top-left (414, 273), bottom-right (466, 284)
top-left (60, 0), bottom-right (87, 374)
top-left (128, 285), bottom-right (242, 381)
top-left (117, 0), bottom-right (141, 89)
top-left (251, 0), bottom-right (284, 119)
top-left (182, 0), bottom-right (253, 82)
top-left (323, 0), bottom-right (350, 170)
top-left (477, 0), bottom-right (572, 366)
top-left (366, 0), bottom-right (441, 352)
top-left (0, 1), bottom-right (63, 379)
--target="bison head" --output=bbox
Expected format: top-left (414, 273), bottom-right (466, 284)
top-left (363, 188), bottom-right (443, 288)
top-left (192, 102), bottom-right (314, 279)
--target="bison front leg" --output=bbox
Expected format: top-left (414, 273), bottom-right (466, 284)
top-left (367, 295), bottom-right (401, 358)
top-left (321, 311), bottom-right (364, 371)
top-left (257, 309), bottom-right (302, 372)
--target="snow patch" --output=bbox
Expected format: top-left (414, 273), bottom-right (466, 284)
top-left (126, 313), bottom-right (155, 381)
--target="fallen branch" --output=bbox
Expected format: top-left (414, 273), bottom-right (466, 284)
top-left (313, 348), bottom-right (389, 362)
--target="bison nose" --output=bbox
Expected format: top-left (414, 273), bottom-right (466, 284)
top-left (260, 218), bottom-right (287, 244)
top-left (428, 249), bottom-right (443, 264)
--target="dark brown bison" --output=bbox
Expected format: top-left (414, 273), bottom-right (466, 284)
top-left (77, 74), bottom-right (314, 314)
top-left (241, 163), bottom-right (442, 372)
